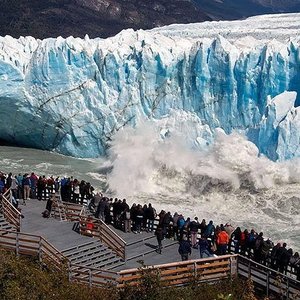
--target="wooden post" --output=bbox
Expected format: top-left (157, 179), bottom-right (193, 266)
top-left (18, 214), bottom-right (21, 232)
top-left (248, 260), bottom-right (251, 279)
top-left (286, 277), bottom-right (289, 299)
top-left (99, 221), bottom-right (103, 242)
top-left (266, 270), bottom-right (269, 297)
top-left (194, 261), bottom-right (197, 279)
top-left (16, 232), bottom-right (19, 256)
top-left (230, 256), bottom-right (237, 277)
top-left (89, 269), bottom-right (92, 287)
top-left (68, 262), bottom-right (72, 282)
top-left (38, 238), bottom-right (42, 262)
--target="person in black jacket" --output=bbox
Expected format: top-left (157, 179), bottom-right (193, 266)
top-left (178, 237), bottom-right (192, 261)
top-left (145, 203), bottom-right (155, 232)
top-left (276, 243), bottom-right (289, 273)
top-left (155, 226), bottom-right (164, 254)
top-left (189, 217), bottom-right (200, 248)
top-left (162, 212), bottom-right (172, 238)
top-left (270, 243), bottom-right (281, 270)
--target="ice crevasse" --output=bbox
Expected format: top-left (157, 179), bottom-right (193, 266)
top-left (0, 13), bottom-right (300, 160)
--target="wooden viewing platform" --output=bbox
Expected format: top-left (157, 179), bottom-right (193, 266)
top-left (0, 189), bottom-right (300, 299)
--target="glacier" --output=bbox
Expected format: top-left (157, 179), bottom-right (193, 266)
top-left (0, 13), bottom-right (300, 160)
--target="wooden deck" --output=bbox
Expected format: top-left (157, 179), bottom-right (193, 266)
top-left (1, 195), bottom-right (300, 297)
top-left (20, 199), bottom-right (90, 251)
top-left (19, 198), bottom-right (201, 268)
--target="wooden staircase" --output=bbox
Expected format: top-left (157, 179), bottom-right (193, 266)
top-left (50, 193), bottom-right (67, 221)
top-left (62, 240), bottom-right (124, 271)
top-left (0, 213), bottom-right (15, 232)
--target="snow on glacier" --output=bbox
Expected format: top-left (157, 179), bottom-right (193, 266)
top-left (0, 13), bottom-right (300, 159)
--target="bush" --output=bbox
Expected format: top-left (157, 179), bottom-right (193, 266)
top-left (0, 249), bottom-right (258, 300)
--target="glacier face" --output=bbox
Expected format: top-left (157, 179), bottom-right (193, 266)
top-left (0, 13), bottom-right (300, 160)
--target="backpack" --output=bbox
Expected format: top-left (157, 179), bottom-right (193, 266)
top-left (42, 210), bottom-right (50, 218)
top-left (178, 218), bottom-right (185, 229)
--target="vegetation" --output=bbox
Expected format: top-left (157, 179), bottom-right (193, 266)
top-left (0, 248), bottom-right (261, 300)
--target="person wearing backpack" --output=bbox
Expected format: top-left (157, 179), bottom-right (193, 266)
top-left (261, 239), bottom-right (273, 265)
top-left (178, 236), bottom-right (192, 261)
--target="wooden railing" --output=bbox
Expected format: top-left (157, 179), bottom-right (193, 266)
top-left (118, 255), bottom-right (236, 287)
top-left (50, 195), bottom-right (84, 221)
top-left (0, 230), bottom-right (65, 270)
top-left (63, 202), bottom-right (83, 221)
top-left (79, 216), bottom-right (127, 261)
top-left (50, 198), bottom-right (127, 260)
top-left (0, 189), bottom-right (21, 232)
top-left (0, 229), bottom-right (298, 298)
top-left (237, 255), bottom-right (300, 299)
top-left (69, 264), bottom-right (119, 287)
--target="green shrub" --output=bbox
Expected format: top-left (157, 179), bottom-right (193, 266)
top-left (0, 249), bottom-right (258, 300)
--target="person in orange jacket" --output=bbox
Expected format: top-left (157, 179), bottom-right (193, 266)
top-left (217, 229), bottom-right (229, 255)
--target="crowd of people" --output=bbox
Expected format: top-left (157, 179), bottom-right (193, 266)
top-left (0, 172), bottom-right (95, 207)
top-left (0, 171), bottom-right (299, 280)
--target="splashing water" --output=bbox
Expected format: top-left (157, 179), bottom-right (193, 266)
top-left (106, 122), bottom-right (300, 248)
top-left (0, 124), bottom-right (299, 249)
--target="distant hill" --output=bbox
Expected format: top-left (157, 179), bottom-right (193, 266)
top-left (0, 0), bottom-right (210, 39)
top-left (193, 0), bottom-right (300, 20)
top-left (0, 0), bottom-right (300, 39)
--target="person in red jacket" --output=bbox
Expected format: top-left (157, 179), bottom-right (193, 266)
top-left (217, 229), bottom-right (229, 255)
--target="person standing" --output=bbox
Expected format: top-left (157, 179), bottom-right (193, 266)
top-left (123, 207), bottom-right (132, 233)
top-left (217, 228), bottom-right (229, 255)
top-left (199, 235), bottom-right (212, 258)
top-left (190, 217), bottom-right (200, 248)
top-left (22, 174), bottom-right (31, 205)
top-left (145, 203), bottom-right (156, 232)
top-left (178, 237), bottom-right (192, 261)
top-left (155, 226), bottom-right (164, 254)
top-left (11, 175), bottom-right (18, 200)
top-left (29, 172), bottom-right (38, 199)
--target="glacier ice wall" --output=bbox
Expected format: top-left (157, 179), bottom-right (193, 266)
top-left (0, 13), bottom-right (300, 160)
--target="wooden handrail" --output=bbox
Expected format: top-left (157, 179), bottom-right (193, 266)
top-left (0, 230), bottom-right (66, 270)
top-left (237, 255), bottom-right (300, 298)
top-left (0, 189), bottom-right (21, 231)
top-left (0, 228), bottom-right (299, 296)
top-left (79, 216), bottom-right (127, 260)
top-left (117, 255), bottom-right (235, 287)
top-left (119, 254), bottom-right (236, 274)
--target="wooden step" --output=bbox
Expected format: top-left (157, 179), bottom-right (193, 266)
top-left (63, 242), bottom-right (104, 259)
top-left (61, 240), bottom-right (96, 255)
top-left (71, 249), bottom-right (113, 265)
